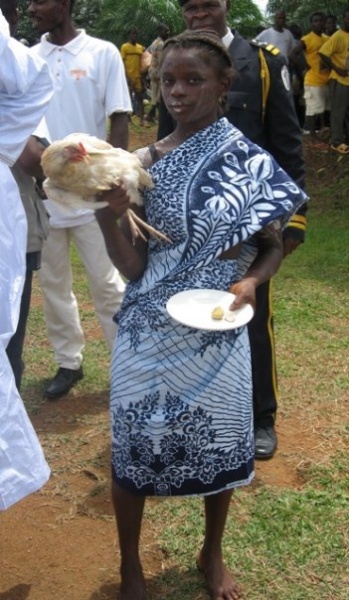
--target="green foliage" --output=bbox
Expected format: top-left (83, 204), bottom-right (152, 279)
top-left (97, 0), bottom-right (264, 47)
top-left (266, 0), bottom-right (347, 34)
top-left (73, 0), bottom-right (103, 36)
top-left (228, 0), bottom-right (264, 37)
top-left (95, 0), bottom-right (185, 48)
top-left (16, 0), bottom-right (36, 45)
top-left (13, 0), bottom-right (348, 47)
top-left (15, 0), bottom-right (184, 48)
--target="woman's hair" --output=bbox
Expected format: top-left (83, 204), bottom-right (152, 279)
top-left (161, 29), bottom-right (234, 81)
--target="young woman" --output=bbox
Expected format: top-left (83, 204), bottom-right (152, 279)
top-left (96, 30), bottom-right (307, 600)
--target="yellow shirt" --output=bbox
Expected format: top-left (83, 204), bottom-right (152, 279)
top-left (319, 28), bottom-right (349, 86)
top-left (120, 42), bottom-right (144, 88)
top-left (302, 32), bottom-right (330, 86)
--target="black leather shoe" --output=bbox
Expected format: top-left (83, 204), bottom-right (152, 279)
top-left (45, 367), bottom-right (83, 399)
top-left (254, 425), bottom-right (277, 459)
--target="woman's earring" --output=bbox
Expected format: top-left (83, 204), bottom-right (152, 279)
top-left (218, 94), bottom-right (227, 114)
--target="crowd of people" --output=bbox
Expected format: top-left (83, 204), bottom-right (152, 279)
top-left (254, 8), bottom-right (349, 156)
top-left (7, 0), bottom-right (345, 598)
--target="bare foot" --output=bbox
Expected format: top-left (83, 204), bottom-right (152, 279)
top-left (120, 561), bottom-right (147, 600)
top-left (196, 550), bottom-right (243, 600)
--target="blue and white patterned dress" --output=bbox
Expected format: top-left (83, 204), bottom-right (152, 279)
top-left (110, 118), bottom-right (307, 497)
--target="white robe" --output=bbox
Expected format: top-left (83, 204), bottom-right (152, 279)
top-left (0, 11), bottom-right (53, 510)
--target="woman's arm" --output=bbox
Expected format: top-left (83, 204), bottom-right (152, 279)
top-left (95, 185), bottom-right (148, 281)
top-left (229, 220), bottom-right (283, 309)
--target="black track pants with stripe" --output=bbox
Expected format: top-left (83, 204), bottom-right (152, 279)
top-left (248, 279), bottom-right (278, 427)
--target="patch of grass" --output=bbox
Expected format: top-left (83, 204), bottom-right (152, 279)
top-left (271, 162), bottom-right (349, 434)
top-left (146, 453), bottom-right (349, 599)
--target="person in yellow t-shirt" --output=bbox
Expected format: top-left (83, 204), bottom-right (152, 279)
top-left (290, 12), bottom-right (330, 148)
top-left (319, 8), bottom-right (349, 153)
top-left (121, 27), bottom-right (147, 126)
top-left (325, 15), bottom-right (338, 37)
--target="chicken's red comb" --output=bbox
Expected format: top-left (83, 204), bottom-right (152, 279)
top-left (78, 142), bottom-right (87, 155)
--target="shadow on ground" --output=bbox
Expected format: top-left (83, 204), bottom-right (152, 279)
top-left (0, 585), bottom-right (31, 600)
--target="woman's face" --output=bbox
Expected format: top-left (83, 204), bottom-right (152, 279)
top-left (160, 47), bottom-right (228, 132)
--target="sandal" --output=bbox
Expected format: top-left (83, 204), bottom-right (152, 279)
top-left (330, 143), bottom-right (349, 154)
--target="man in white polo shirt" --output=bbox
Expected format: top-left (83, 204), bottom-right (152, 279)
top-left (29, 0), bottom-right (132, 399)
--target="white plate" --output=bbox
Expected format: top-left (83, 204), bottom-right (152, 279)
top-left (166, 289), bottom-right (254, 331)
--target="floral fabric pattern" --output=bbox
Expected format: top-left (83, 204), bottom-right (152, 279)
top-left (110, 118), bottom-right (307, 496)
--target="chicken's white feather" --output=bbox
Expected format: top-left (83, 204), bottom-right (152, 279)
top-left (41, 133), bottom-right (170, 244)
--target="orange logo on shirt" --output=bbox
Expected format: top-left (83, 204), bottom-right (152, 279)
top-left (70, 69), bottom-right (87, 80)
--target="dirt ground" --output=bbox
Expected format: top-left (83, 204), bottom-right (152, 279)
top-left (2, 395), bottom-right (339, 600)
top-left (0, 127), bottom-right (347, 600)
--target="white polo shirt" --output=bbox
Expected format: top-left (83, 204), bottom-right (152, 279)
top-left (31, 30), bottom-right (132, 228)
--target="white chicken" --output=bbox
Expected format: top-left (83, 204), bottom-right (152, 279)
top-left (41, 133), bottom-right (170, 244)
